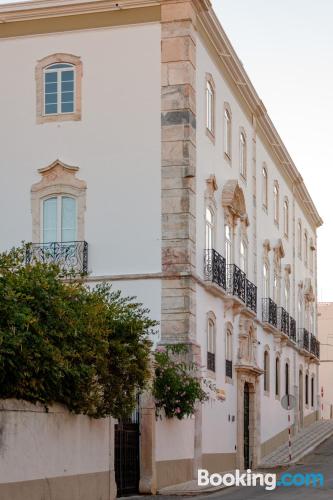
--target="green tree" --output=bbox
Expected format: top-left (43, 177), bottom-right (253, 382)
top-left (0, 247), bottom-right (156, 419)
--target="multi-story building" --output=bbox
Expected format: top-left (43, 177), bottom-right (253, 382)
top-left (0, 0), bottom-right (322, 494)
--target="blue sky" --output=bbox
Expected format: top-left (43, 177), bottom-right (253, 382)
top-left (1, 0), bottom-right (332, 300)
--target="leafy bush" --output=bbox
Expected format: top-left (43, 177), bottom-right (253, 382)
top-left (0, 247), bottom-right (156, 418)
top-left (152, 344), bottom-right (211, 420)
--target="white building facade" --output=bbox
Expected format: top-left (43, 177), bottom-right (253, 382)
top-left (0, 0), bottom-right (322, 494)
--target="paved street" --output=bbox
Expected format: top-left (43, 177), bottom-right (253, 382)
top-left (130, 436), bottom-right (333, 500)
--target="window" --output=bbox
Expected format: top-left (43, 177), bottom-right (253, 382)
top-left (240, 131), bottom-right (247, 178)
top-left (273, 271), bottom-right (280, 305)
top-left (298, 297), bottom-right (303, 329)
top-left (205, 207), bottom-right (215, 250)
top-left (264, 350), bottom-right (270, 393)
top-left (310, 239), bottom-right (314, 272)
top-left (305, 373), bottom-right (309, 405)
top-left (283, 199), bottom-right (289, 237)
top-left (36, 53), bottom-right (82, 124)
top-left (311, 377), bottom-right (314, 407)
top-left (273, 182), bottom-right (279, 223)
top-left (284, 280), bottom-right (290, 312)
top-left (262, 166), bottom-right (268, 209)
top-left (207, 316), bottom-right (216, 372)
top-left (275, 357), bottom-right (280, 397)
top-left (263, 263), bottom-right (270, 298)
top-left (304, 231), bottom-right (308, 266)
top-left (240, 239), bottom-right (248, 274)
top-left (297, 221), bottom-right (302, 258)
top-left (206, 78), bottom-right (214, 135)
top-left (225, 225), bottom-right (232, 266)
top-left (224, 106), bottom-right (232, 159)
top-left (42, 195), bottom-right (77, 243)
top-left (226, 328), bottom-right (233, 361)
top-left (285, 363), bottom-right (289, 396)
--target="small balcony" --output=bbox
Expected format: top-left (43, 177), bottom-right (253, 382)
top-left (298, 328), bottom-right (310, 351)
top-left (225, 359), bottom-right (233, 378)
top-left (207, 352), bottom-right (216, 372)
top-left (246, 279), bottom-right (257, 313)
top-left (277, 307), bottom-right (290, 336)
top-left (262, 298), bottom-right (278, 328)
top-left (289, 317), bottom-right (297, 342)
top-left (204, 249), bottom-right (226, 290)
top-left (227, 264), bottom-right (246, 303)
top-left (310, 334), bottom-right (320, 359)
top-left (26, 241), bottom-right (88, 275)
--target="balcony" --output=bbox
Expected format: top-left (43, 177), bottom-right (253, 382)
top-left (204, 249), bottom-right (226, 290)
top-left (226, 359), bottom-right (233, 378)
top-left (310, 334), bottom-right (320, 359)
top-left (246, 279), bottom-right (257, 313)
top-left (227, 264), bottom-right (246, 303)
top-left (262, 298), bottom-right (278, 328)
top-left (298, 328), bottom-right (310, 351)
top-left (277, 307), bottom-right (290, 336)
top-left (26, 241), bottom-right (88, 275)
top-left (289, 317), bottom-right (297, 342)
top-left (207, 352), bottom-right (216, 372)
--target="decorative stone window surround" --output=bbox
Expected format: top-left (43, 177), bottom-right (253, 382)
top-left (205, 73), bottom-right (216, 143)
top-left (263, 345), bottom-right (270, 396)
top-left (225, 321), bottom-right (233, 385)
top-left (36, 53), bottom-right (82, 124)
top-left (239, 127), bottom-right (247, 181)
top-left (224, 102), bottom-right (232, 163)
top-left (206, 311), bottom-right (217, 379)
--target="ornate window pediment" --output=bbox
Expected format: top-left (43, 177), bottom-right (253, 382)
top-left (222, 179), bottom-right (248, 227)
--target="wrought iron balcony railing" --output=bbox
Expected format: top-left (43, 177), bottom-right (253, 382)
top-left (226, 359), bottom-right (233, 378)
top-left (26, 241), bottom-right (88, 275)
top-left (246, 279), bottom-right (257, 313)
top-left (204, 249), bottom-right (226, 290)
top-left (310, 334), bottom-right (320, 359)
top-left (227, 264), bottom-right (246, 303)
top-left (289, 317), bottom-right (297, 342)
top-left (207, 352), bottom-right (216, 372)
top-left (277, 307), bottom-right (290, 336)
top-left (262, 298), bottom-right (278, 328)
top-left (298, 328), bottom-right (310, 351)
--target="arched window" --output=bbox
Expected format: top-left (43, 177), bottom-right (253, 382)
top-left (262, 166), bottom-right (268, 209)
top-left (42, 195), bottom-right (77, 243)
top-left (207, 315), bottom-right (216, 372)
top-left (205, 207), bottom-right (215, 250)
top-left (240, 131), bottom-right (247, 178)
top-left (285, 362), bottom-right (289, 396)
top-left (304, 231), bottom-right (308, 267)
top-left (240, 239), bottom-right (248, 274)
top-left (263, 262), bottom-right (270, 298)
top-left (226, 328), bottom-right (233, 361)
top-left (297, 220), bottom-right (302, 258)
top-left (206, 78), bottom-right (214, 135)
top-left (275, 356), bottom-right (280, 397)
top-left (264, 350), bottom-right (270, 393)
top-left (273, 182), bottom-right (279, 223)
top-left (311, 376), bottom-right (314, 407)
top-left (44, 63), bottom-right (75, 115)
top-left (224, 106), bottom-right (232, 159)
top-left (283, 199), bottom-right (289, 237)
top-left (225, 224), bottom-right (232, 266)
top-left (305, 373), bottom-right (309, 405)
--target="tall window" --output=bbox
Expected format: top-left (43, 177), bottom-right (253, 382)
top-left (273, 182), bottom-right (279, 223)
top-left (284, 280), bottom-right (290, 312)
top-left (305, 373), bottom-right (309, 405)
top-left (42, 195), bottom-right (77, 243)
top-left (297, 221), bottom-right (302, 258)
top-left (273, 272), bottom-right (280, 305)
top-left (298, 297), bottom-right (303, 329)
top-left (205, 207), bottom-right (215, 250)
top-left (310, 239), bottom-right (314, 272)
top-left (225, 225), bottom-right (232, 266)
top-left (224, 107), bottom-right (232, 158)
top-left (263, 263), bottom-right (270, 298)
top-left (283, 199), bottom-right (289, 237)
top-left (44, 63), bottom-right (75, 115)
top-left (275, 357), bottom-right (280, 397)
top-left (304, 231), bottom-right (308, 266)
top-left (264, 350), bottom-right (270, 392)
top-left (206, 80), bottom-right (214, 135)
top-left (240, 131), bottom-right (246, 178)
top-left (207, 316), bottom-right (216, 372)
top-left (226, 328), bottom-right (233, 361)
top-left (262, 166), bottom-right (268, 209)
top-left (240, 239), bottom-right (248, 274)
top-left (285, 363), bottom-right (289, 396)
top-left (311, 377), bottom-right (314, 407)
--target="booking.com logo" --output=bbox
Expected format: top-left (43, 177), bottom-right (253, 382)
top-left (198, 469), bottom-right (324, 490)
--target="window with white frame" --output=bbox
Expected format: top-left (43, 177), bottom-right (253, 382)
top-left (273, 182), bottom-right (279, 224)
top-left (240, 239), bottom-right (248, 274)
top-left (42, 195), bottom-right (77, 243)
top-left (284, 279), bottom-right (290, 312)
top-left (225, 224), bottom-right (232, 266)
top-left (262, 166), bottom-right (268, 209)
top-left (283, 199), bottom-right (289, 237)
top-left (310, 239), bottom-right (314, 272)
top-left (264, 350), bottom-right (270, 393)
top-left (298, 296), bottom-right (303, 329)
top-left (311, 376), bottom-right (314, 407)
top-left (44, 63), bottom-right (75, 115)
top-left (226, 328), bottom-right (233, 361)
top-left (275, 356), bottom-right (280, 397)
top-left (305, 372), bottom-right (309, 405)
top-left (297, 221), bottom-right (302, 258)
top-left (207, 316), bottom-right (216, 372)
top-left (206, 79), bottom-right (214, 135)
top-left (263, 262), bottom-right (270, 298)
top-left (273, 271), bottom-right (280, 305)
top-left (205, 207), bottom-right (215, 250)
top-left (224, 106), bottom-right (232, 159)
top-left (285, 362), bottom-right (290, 396)
top-left (240, 131), bottom-right (246, 178)
top-left (304, 231), bottom-right (308, 266)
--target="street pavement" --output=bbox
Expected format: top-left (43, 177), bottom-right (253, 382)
top-left (129, 435), bottom-right (333, 500)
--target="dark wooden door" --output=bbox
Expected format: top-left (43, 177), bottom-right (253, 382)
top-left (115, 411), bottom-right (140, 497)
top-left (243, 382), bottom-right (250, 469)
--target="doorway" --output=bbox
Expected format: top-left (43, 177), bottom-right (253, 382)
top-left (244, 382), bottom-right (250, 468)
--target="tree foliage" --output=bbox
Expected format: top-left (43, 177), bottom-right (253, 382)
top-left (0, 247), bottom-right (156, 418)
